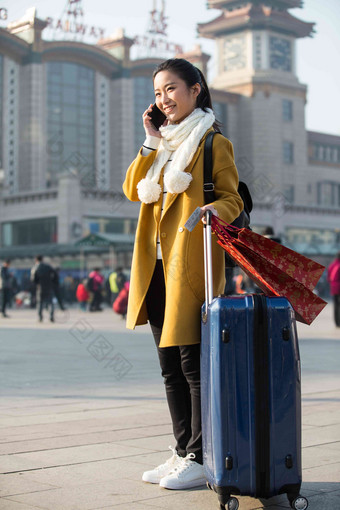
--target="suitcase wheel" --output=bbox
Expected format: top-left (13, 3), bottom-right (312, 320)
top-left (224, 497), bottom-right (239, 510)
top-left (290, 496), bottom-right (308, 510)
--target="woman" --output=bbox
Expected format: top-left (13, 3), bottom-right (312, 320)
top-left (123, 58), bottom-right (243, 490)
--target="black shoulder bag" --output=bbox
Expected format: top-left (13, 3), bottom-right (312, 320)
top-left (203, 131), bottom-right (253, 267)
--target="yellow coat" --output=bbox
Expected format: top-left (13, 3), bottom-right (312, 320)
top-left (122, 129), bottom-right (243, 347)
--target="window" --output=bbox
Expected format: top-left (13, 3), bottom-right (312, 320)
top-left (285, 227), bottom-right (338, 247)
top-left (325, 147), bottom-right (332, 162)
top-left (46, 62), bottom-right (95, 186)
top-left (282, 99), bottom-right (293, 121)
top-left (283, 142), bottom-right (294, 164)
top-left (310, 142), bottom-right (340, 163)
top-left (89, 222), bottom-right (100, 234)
top-left (84, 217), bottom-right (138, 236)
top-left (317, 181), bottom-right (340, 207)
top-left (283, 185), bottom-right (294, 203)
top-left (1, 218), bottom-right (57, 246)
top-left (254, 34), bottom-right (262, 70)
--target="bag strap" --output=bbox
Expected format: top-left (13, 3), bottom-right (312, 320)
top-left (203, 131), bottom-right (216, 204)
top-left (203, 131), bottom-right (237, 268)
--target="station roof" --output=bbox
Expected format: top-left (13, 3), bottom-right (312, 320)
top-left (308, 131), bottom-right (340, 146)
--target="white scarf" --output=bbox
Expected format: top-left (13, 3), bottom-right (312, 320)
top-left (137, 108), bottom-right (215, 204)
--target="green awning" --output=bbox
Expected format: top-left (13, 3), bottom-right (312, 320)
top-left (0, 232), bottom-right (135, 259)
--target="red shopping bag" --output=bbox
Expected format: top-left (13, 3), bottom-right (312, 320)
top-left (211, 216), bottom-right (327, 325)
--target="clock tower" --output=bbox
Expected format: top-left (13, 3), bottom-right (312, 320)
top-left (198, 0), bottom-right (315, 93)
top-left (198, 1), bottom-right (316, 233)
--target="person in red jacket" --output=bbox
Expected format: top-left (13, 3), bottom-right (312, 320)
top-left (76, 279), bottom-right (90, 311)
top-left (113, 281), bottom-right (130, 319)
top-left (327, 252), bottom-right (340, 327)
top-left (88, 268), bottom-right (104, 312)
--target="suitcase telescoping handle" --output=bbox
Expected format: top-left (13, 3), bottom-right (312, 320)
top-left (203, 210), bottom-right (213, 312)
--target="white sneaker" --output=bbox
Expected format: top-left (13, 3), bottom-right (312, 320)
top-left (142, 446), bottom-right (182, 484)
top-left (159, 453), bottom-right (206, 490)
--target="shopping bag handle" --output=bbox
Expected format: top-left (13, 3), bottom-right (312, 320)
top-left (211, 215), bottom-right (239, 242)
top-left (212, 215), bottom-right (241, 233)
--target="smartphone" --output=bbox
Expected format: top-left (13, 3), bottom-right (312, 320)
top-left (149, 104), bottom-right (167, 130)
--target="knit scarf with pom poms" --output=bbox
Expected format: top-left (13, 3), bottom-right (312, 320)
top-left (137, 108), bottom-right (215, 204)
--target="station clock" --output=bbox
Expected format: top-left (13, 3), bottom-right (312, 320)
top-left (269, 36), bottom-right (292, 72)
top-left (223, 35), bottom-right (246, 71)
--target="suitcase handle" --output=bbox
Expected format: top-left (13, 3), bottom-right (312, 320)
top-left (203, 210), bottom-right (213, 312)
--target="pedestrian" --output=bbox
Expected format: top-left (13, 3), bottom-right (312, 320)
top-left (327, 252), bottom-right (340, 327)
top-left (1, 259), bottom-right (12, 318)
top-left (62, 276), bottom-right (74, 304)
top-left (104, 276), bottom-right (112, 305)
top-left (88, 268), bottom-right (104, 311)
top-left (116, 267), bottom-right (126, 291)
top-left (76, 279), bottom-right (90, 311)
top-left (108, 267), bottom-right (126, 305)
top-left (29, 279), bottom-right (36, 308)
top-left (51, 267), bottom-right (66, 311)
top-left (113, 281), bottom-right (130, 319)
top-left (31, 255), bottom-right (55, 322)
top-left (9, 273), bottom-right (19, 308)
top-left (108, 269), bottom-right (118, 305)
top-left (123, 58), bottom-right (243, 490)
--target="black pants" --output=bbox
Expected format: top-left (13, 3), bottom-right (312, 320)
top-left (334, 295), bottom-right (340, 327)
top-left (37, 291), bottom-right (54, 320)
top-left (90, 290), bottom-right (102, 311)
top-left (145, 260), bottom-right (202, 464)
top-left (53, 286), bottom-right (65, 310)
top-left (1, 288), bottom-right (11, 315)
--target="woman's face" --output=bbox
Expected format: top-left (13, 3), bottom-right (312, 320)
top-left (153, 70), bottom-right (201, 124)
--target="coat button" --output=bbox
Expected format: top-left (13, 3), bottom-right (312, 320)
top-left (161, 232), bottom-right (167, 238)
top-left (178, 227), bottom-right (184, 233)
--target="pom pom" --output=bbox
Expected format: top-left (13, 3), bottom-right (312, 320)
top-left (164, 171), bottom-right (193, 194)
top-left (137, 178), bottom-right (162, 204)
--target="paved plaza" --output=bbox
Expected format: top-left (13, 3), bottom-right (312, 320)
top-left (0, 302), bottom-right (339, 509)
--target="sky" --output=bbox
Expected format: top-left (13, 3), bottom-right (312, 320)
top-left (1, 0), bottom-right (340, 135)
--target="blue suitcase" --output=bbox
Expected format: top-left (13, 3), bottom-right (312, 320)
top-left (201, 213), bottom-right (308, 510)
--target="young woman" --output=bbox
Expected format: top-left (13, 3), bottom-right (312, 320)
top-left (123, 58), bottom-right (243, 490)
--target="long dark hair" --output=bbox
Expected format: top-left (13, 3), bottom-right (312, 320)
top-left (153, 58), bottom-right (221, 132)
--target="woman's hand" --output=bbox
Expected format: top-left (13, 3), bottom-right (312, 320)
top-left (200, 204), bottom-right (219, 224)
top-left (143, 104), bottom-right (167, 138)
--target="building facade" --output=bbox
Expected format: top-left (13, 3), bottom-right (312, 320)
top-left (0, 1), bottom-right (339, 273)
